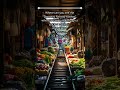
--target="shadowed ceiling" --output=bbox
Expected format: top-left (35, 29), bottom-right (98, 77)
top-left (36, 0), bottom-right (84, 7)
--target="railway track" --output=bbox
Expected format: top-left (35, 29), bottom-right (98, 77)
top-left (44, 50), bottom-right (74, 90)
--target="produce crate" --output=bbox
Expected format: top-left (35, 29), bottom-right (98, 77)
top-left (71, 66), bottom-right (83, 74)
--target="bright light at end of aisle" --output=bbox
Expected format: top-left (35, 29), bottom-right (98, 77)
top-left (45, 18), bottom-right (56, 20)
top-left (54, 25), bottom-right (68, 27)
top-left (50, 21), bottom-right (71, 24)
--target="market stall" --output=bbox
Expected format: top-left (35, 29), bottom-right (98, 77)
top-left (35, 46), bottom-right (58, 89)
top-left (3, 50), bottom-right (35, 90)
top-left (64, 44), bottom-right (85, 90)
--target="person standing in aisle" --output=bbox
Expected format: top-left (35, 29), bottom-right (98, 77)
top-left (85, 46), bottom-right (93, 63)
top-left (24, 24), bottom-right (34, 51)
top-left (58, 37), bottom-right (63, 50)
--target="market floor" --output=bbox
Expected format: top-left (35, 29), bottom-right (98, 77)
top-left (45, 50), bottom-right (74, 90)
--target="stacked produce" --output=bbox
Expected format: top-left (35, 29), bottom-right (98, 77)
top-left (74, 69), bottom-right (85, 76)
top-left (67, 55), bottom-right (74, 58)
top-left (48, 46), bottom-right (56, 54)
top-left (12, 59), bottom-right (34, 68)
top-left (69, 69), bottom-right (85, 81)
top-left (36, 48), bottom-right (40, 53)
top-left (40, 51), bottom-right (53, 56)
top-left (41, 51), bottom-right (55, 60)
top-left (52, 44), bottom-right (59, 52)
top-left (86, 76), bottom-right (120, 90)
top-left (35, 63), bottom-right (49, 75)
top-left (35, 47), bottom-right (57, 79)
top-left (64, 45), bottom-right (71, 54)
top-left (36, 49), bottom-right (43, 60)
top-left (70, 58), bottom-right (85, 69)
top-left (14, 67), bottom-right (35, 87)
top-left (65, 51), bottom-right (85, 89)
top-left (11, 59), bottom-right (35, 89)
top-left (36, 48), bottom-right (56, 62)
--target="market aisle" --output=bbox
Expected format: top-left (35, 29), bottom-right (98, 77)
top-left (45, 50), bottom-right (73, 90)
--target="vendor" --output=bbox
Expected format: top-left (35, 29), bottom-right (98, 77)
top-left (24, 23), bottom-right (34, 51)
top-left (85, 46), bottom-right (93, 62)
top-left (58, 37), bottom-right (63, 50)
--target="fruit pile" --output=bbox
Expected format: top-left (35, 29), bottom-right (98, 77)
top-left (36, 48), bottom-right (56, 62)
top-left (35, 63), bottom-right (49, 75)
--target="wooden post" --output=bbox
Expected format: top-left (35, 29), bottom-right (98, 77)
top-left (0, 0), bottom-right (4, 84)
top-left (96, 0), bottom-right (102, 56)
top-left (75, 28), bottom-right (77, 49)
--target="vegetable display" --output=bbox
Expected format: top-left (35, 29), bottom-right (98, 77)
top-left (35, 63), bottom-right (49, 70)
top-left (70, 58), bottom-right (85, 69)
top-left (74, 69), bottom-right (85, 76)
top-left (68, 55), bottom-right (74, 58)
top-left (48, 46), bottom-right (55, 54)
top-left (12, 59), bottom-right (34, 68)
top-left (40, 51), bottom-right (53, 56)
top-left (86, 76), bottom-right (120, 90)
top-left (44, 55), bottom-right (51, 64)
top-left (68, 69), bottom-right (85, 81)
top-left (35, 63), bottom-right (49, 75)
top-left (37, 50), bottom-right (56, 64)
top-left (14, 67), bottom-right (35, 89)
top-left (64, 45), bottom-right (71, 53)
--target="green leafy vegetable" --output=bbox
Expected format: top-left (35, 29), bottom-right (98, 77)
top-left (44, 55), bottom-right (51, 64)
top-left (12, 59), bottom-right (34, 68)
top-left (70, 58), bottom-right (85, 68)
top-left (40, 51), bottom-right (53, 56)
top-left (48, 46), bottom-right (55, 54)
top-left (74, 69), bottom-right (85, 76)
